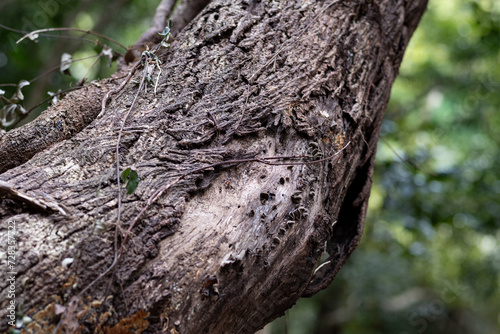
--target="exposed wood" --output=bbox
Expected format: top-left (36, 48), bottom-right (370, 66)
top-left (0, 0), bottom-right (428, 333)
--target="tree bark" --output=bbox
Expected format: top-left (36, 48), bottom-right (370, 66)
top-left (0, 0), bottom-right (427, 333)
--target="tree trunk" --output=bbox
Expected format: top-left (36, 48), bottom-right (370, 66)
top-left (0, 0), bottom-right (427, 333)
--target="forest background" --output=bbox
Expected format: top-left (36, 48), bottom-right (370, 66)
top-left (0, 0), bottom-right (498, 333)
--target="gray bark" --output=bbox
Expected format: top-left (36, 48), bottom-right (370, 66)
top-left (0, 0), bottom-right (427, 333)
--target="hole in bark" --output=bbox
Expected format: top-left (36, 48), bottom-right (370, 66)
top-left (249, 210), bottom-right (255, 217)
top-left (279, 177), bottom-right (285, 185)
top-left (260, 192), bottom-right (269, 203)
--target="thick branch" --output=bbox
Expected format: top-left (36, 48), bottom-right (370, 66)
top-left (0, 0), bottom-right (428, 333)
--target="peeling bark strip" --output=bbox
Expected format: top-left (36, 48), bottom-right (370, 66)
top-left (0, 0), bottom-right (427, 333)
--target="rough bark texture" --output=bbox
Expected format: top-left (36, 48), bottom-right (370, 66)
top-left (0, 0), bottom-right (427, 333)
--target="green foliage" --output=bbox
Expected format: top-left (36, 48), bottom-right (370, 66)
top-left (121, 167), bottom-right (139, 195)
top-left (0, 0), bottom-right (159, 129)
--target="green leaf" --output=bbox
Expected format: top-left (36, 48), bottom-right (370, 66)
top-left (126, 169), bottom-right (139, 194)
top-left (120, 167), bottom-right (139, 194)
top-left (120, 167), bottom-right (131, 183)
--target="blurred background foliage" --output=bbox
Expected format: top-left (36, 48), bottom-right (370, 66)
top-left (0, 0), bottom-right (160, 127)
top-left (1, 0), bottom-right (498, 333)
